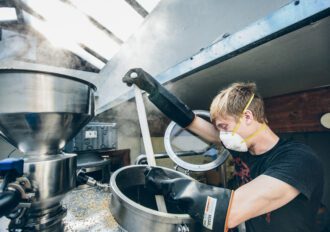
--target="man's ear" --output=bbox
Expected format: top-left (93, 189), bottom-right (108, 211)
top-left (243, 110), bottom-right (254, 125)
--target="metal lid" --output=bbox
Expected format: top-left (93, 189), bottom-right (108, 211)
top-left (164, 110), bottom-right (229, 172)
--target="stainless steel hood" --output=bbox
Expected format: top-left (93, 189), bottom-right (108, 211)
top-left (170, 15), bottom-right (330, 110)
top-left (97, 1), bottom-right (329, 113)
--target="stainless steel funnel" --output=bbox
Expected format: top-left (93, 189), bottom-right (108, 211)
top-left (0, 69), bottom-right (96, 155)
top-left (0, 69), bottom-right (96, 231)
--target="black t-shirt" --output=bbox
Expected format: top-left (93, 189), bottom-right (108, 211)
top-left (228, 138), bottom-right (324, 232)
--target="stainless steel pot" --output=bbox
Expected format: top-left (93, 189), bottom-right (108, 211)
top-left (110, 165), bottom-right (198, 232)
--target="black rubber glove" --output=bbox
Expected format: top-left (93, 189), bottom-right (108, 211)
top-left (122, 68), bottom-right (195, 128)
top-left (145, 167), bottom-right (234, 231)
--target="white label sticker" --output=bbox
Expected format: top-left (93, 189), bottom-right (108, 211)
top-left (85, 130), bottom-right (97, 138)
top-left (203, 196), bottom-right (217, 230)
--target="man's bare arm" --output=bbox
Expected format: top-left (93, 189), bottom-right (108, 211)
top-left (187, 116), bottom-right (220, 144)
top-left (227, 175), bottom-right (300, 228)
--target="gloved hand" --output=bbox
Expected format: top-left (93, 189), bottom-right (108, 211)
top-left (122, 68), bottom-right (195, 128)
top-left (145, 167), bottom-right (234, 231)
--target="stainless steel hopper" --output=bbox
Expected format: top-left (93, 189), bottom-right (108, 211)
top-left (0, 69), bottom-right (96, 231)
top-left (0, 69), bottom-right (95, 155)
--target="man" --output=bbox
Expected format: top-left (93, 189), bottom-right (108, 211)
top-left (123, 68), bottom-right (324, 232)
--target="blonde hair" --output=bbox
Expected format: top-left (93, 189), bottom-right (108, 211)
top-left (210, 82), bottom-right (267, 123)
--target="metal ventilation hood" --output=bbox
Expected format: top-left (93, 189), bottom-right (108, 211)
top-left (98, 1), bottom-right (329, 113)
top-left (169, 15), bottom-right (330, 110)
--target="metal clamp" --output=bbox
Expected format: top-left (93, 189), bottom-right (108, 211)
top-left (8, 177), bottom-right (33, 200)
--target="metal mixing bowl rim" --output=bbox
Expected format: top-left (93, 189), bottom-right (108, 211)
top-left (110, 164), bottom-right (193, 220)
top-left (0, 68), bottom-right (97, 90)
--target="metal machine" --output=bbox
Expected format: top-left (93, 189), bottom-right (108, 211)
top-left (0, 69), bottom-right (96, 231)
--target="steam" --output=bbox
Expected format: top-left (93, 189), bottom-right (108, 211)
top-left (95, 93), bottom-right (170, 161)
top-left (0, 27), bottom-right (89, 70)
top-left (1, 0), bottom-right (128, 70)
top-left (0, 31), bottom-right (30, 60)
top-left (95, 100), bottom-right (140, 137)
top-left (35, 40), bottom-right (84, 70)
top-left (97, 94), bottom-right (170, 137)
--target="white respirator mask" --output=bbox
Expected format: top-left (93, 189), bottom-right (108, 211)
top-left (219, 94), bottom-right (266, 152)
top-left (219, 131), bottom-right (249, 152)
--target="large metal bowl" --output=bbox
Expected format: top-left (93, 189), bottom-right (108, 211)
top-left (110, 165), bottom-right (199, 232)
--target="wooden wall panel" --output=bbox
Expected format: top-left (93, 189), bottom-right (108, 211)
top-left (264, 86), bottom-right (330, 133)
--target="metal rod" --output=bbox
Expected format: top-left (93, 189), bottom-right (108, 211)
top-left (134, 86), bottom-right (155, 166)
top-left (133, 85), bottom-right (167, 213)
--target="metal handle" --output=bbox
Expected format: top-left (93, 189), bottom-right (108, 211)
top-left (132, 76), bottom-right (167, 213)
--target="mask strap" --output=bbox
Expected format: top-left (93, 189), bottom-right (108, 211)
top-left (242, 123), bottom-right (267, 143)
top-left (232, 94), bottom-right (255, 135)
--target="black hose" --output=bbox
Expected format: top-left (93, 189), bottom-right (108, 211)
top-left (76, 170), bottom-right (89, 185)
top-left (0, 190), bottom-right (21, 217)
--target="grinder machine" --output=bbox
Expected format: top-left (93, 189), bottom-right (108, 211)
top-left (0, 69), bottom-right (96, 231)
